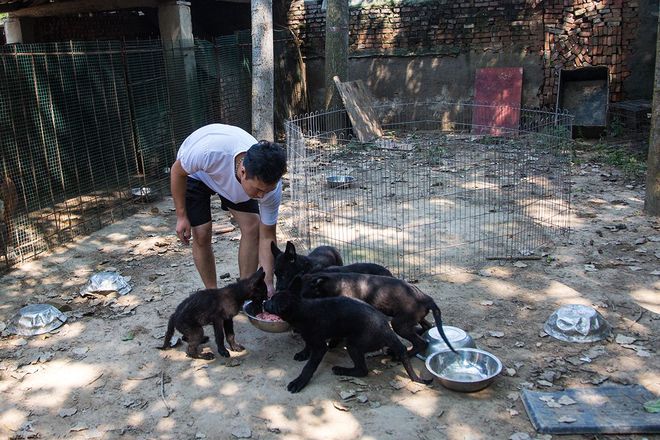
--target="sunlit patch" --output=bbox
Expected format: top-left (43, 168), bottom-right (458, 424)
top-left (262, 402), bottom-right (361, 440)
top-left (265, 369), bottom-right (286, 379)
top-left (219, 382), bottom-right (240, 396)
top-left (629, 287), bottom-right (660, 314)
top-left (19, 361), bottom-right (103, 408)
top-left (0, 407), bottom-right (28, 432)
top-left (480, 278), bottom-right (518, 298)
top-left (192, 397), bottom-right (225, 413)
top-left (105, 232), bottom-right (131, 242)
top-left (639, 372), bottom-right (660, 394)
top-left (127, 413), bottom-right (145, 426)
top-left (543, 280), bottom-right (587, 303)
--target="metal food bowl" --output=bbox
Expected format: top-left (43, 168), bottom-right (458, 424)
top-left (417, 325), bottom-right (477, 360)
top-left (326, 175), bottom-right (356, 189)
top-left (543, 304), bottom-right (612, 343)
top-left (425, 348), bottom-right (502, 393)
top-left (131, 187), bottom-right (152, 198)
top-left (243, 300), bottom-right (290, 333)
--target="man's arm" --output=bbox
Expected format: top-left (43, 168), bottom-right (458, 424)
top-left (258, 222), bottom-right (277, 296)
top-left (170, 159), bottom-right (192, 245)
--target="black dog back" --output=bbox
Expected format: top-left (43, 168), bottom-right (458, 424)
top-left (271, 241), bottom-right (343, 290)
top-left (264, 277), bottom-right (430, 392)
top-left (299, 272), bottom-right (456, 357)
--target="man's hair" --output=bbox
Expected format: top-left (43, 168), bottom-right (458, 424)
top-left (243, 140), bottom-right (287, 185)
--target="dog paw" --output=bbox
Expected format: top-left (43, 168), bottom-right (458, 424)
top-left (229, 344), bottom-right (245, 352)
top-left (287, 378), bottom-right (307, 393)
top-left (293, 351), bottom-right (310, 361)
top-left (190, 352), bottom-right (215, 360)
top-left (218, 350), bottom-right (231, 358)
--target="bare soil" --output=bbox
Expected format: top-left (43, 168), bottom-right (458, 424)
top-left (0, 157), bottom-right (658, 440)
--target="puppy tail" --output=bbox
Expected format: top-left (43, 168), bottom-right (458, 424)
top-left (159, 315), bottom-right (176, 350)
top-left (430, 304), bottom-right (457, 354)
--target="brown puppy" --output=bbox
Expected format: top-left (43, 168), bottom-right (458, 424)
top-left (160, 268), bottom-right (267, 359)
top-left (300, 272), bottom-right (456, 357)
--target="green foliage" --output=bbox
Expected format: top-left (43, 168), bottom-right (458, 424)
top-left (593, 142), bottom-right (647, 179)
top-left (607, 116), bottom-right (625, 138)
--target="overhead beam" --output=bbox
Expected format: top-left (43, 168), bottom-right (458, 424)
top-left (10, 0), bottom-right (160, 17)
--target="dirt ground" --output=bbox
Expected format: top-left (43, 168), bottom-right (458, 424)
top-left (0, 156), bottom-right (658, 440)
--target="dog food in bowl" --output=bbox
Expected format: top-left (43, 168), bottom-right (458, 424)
top-left (255, 311), bottom-right (284, 322)
top-left (243, 300), bottom-right (290, 333)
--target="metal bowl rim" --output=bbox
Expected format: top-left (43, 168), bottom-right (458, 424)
top-left (425, 347), bottom-right (503, 383)
top-left (242, 300), bottom-right (290, 332)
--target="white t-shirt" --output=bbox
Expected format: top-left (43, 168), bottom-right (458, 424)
top-left (176, 124), bottom-right (282, 226)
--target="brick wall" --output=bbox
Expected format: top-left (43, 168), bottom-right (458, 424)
top-left (288, 0), bottom-right (649, 107)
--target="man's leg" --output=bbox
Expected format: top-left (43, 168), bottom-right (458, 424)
top-left (228, 209), bottom-right (260, 278)
top-left (192, 221), bottom-right (217, 288)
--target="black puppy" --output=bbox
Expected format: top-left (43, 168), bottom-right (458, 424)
top-left (160, 268), bottom-right (267, 359)
top-left (300, 272), bottom-right (456, 357)
top-left (264, 277), bottom-right (431, 393)
top-left (310, 262), bottom-right (393, 277)
top-left (271, 241), bottom-right (343, 290)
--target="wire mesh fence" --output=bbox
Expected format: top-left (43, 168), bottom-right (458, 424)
top-left (0, 31), bottom-right (299, 271)
top-left (283, 102), bottom-right (574, 278)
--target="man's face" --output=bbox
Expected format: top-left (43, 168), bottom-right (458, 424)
top-left (240, 173), bottom-right (276, 200)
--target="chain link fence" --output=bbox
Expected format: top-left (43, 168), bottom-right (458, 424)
top-left (283, 102), bottom-right (574, 278)
top-left (0, 31), bottom-right (301, 270)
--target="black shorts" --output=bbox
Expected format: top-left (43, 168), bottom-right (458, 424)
top-left (185, 177), bottom-right (259, 227)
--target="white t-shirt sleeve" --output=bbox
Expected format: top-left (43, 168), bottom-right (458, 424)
top-left (258, 180), bottom-right (282, 226)
top-left (177, 145), bottom-right (210, 175)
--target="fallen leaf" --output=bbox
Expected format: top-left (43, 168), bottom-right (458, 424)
top-left (513, 261), bottom-right (528, 268)
top-left (643, 398), bottom-right (660, 413)
top-left (615, 334), bottom-right (636, 345)
top-left (333, 401), bottom-right (349, 411)
top-left (488, 331), bottom-right (504, 338)
top-left (558, 416), bottom-right (577, 423)
top-left (59, 407), bottom-right (78, 417)
top-left (339, 390), bottom-right (356, 400)
top-left (480, 300), bottom-right (494, 306)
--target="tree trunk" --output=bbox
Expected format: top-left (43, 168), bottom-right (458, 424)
top-left (324, 0), bottom-right (349, 110)
top-left (252, 0), bottom-right (274, 140)
top-left (645, 16), bottom-right (660, 216)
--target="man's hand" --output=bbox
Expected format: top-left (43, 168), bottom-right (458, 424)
top-left (176, 216), bottom-right (192, 245)
top-left (267, 284), bottom-right (275, 298)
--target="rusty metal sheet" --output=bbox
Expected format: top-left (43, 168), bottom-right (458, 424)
top-left (472, 67), bottom-right (523, 135)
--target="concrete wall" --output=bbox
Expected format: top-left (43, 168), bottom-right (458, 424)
top-left (305, 49), bottom-right (545, 109)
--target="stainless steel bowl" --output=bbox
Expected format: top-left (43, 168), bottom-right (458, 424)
top-left (243, 300), bottom-right (290, 333)
top-left (425, 348), bottom-right (502, 393)
top-left (543, 304), bottom-right (612, 343)
top-left (418, 326), bottom-right (476, 360)
top-left (326, 175), bottom-right (356, 189)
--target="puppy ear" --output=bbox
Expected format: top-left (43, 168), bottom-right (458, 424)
top-left (270, 241), bottom-right (282, 257)
top-left (255, 267), bottom-right (265, 280)
top-left (285, 241), bottom-right (296, 258)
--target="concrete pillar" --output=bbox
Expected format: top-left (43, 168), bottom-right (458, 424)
top-left (158, 0), bottom-right (193, 49)
top-left (4, 15), bottom-right (34, 44)
top-left (157, 0), bottom-right (201, 132)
